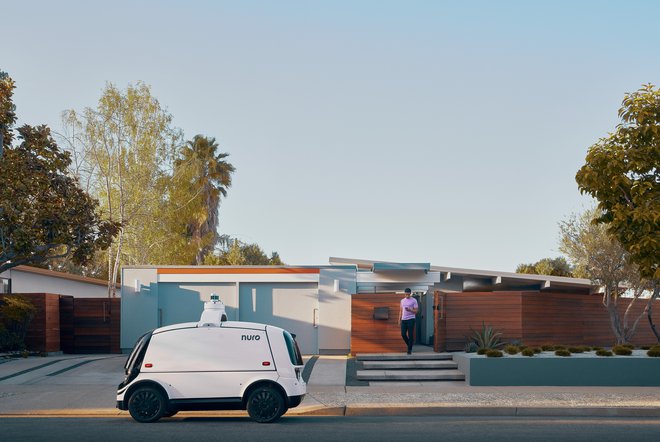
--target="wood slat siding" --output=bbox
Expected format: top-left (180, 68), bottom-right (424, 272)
top-left (438, 291), bottom-right (660, 351)
top-left (351, 293), bottom-right (409, 354)
top-left (59, 296), bottom-right (74, 354)
top-left (444, 292), bottom-right (523, 351)
top-left (3, 294), bottom-right (120, 354)
top-left (71, 298), bottom-right (121, 354)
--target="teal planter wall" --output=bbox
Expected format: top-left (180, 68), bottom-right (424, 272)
top-left (456, 353), bottom-right (660, 386)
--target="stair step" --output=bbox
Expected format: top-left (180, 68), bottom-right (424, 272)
top-left (362, 360), bottom-right (457, 370)
top-left (356, 352), bottom-right (453, 361)
top-left (356, 369), bottom-right (465, 381)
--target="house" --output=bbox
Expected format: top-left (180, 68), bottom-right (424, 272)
top-left (0, 265), bottom-right (109, 297)
top-left (0, 265), bottom-right (117, 354)
top-left (120, 258), bottom-right (659, 355)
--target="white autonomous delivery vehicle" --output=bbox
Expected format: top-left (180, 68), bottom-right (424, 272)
top-left (117, 296), bottom-right (306, 423)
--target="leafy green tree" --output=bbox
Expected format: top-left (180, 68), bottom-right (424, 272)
top-left (0, 71), bottom-right (17, 158)
top-left (204, 238), bottom-right (284, 265)
top-left (559, 208), bottom-right (652, 344)
top-left (576, 84), bottom-right (659, 340)
top-left (0, 72), bottom-right (118, 275)
top-left (515, 257), bottom-right (573, 277)
top-left (61, 82), bottom-right (180, 295)
top-left (172, 135), bottom-right (235, 265)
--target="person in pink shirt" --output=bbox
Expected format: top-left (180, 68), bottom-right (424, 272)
top-left (399, 288), bottom-right (418, 354)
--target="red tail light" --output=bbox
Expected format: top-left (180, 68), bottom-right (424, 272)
top-left (262, 361), bottom-right (271, 366)
top-left (144, 363), bottom-right (153, 368)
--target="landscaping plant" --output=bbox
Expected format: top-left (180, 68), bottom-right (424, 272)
top-left (468, 322), bottom-right (503, 351)
top-left (596, 349), bottom-right (613, 357)
top-left (612, 345), bottom-right (633, 356)
top-left (0, 295), bottom-right (36, 352)
top-left (521, 348), bottom-right (535, 357)
top-left (485, 349), bottom-right (503, 358)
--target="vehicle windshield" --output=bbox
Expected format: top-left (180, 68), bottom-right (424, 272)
top-left (124, 331), bottom-right (152, 374)
top-left (283, 330), bottom-right (303, 366)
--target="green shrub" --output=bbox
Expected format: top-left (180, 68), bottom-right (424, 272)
top-left (541, 344), bottom-right (555, 351)
top-left (554, 345), bottom-right (567, 351)
top-left (647, 348), bottom-right (660, 357)
top-left (504, 345), bottom-right (520, 355)
top-left (0, 295), bottom-right (36, 352)
top-left (532, 347), bottom-right (542, 354)
top-left (621, 343), bottom-right (635, 350)
top-left (612, 345), bottom-right (632, 356)
top-left (568, 346), bottom-right (584, 353)
top-left (578, 345), bottom-right (591, 352)
top-left (596, 349), bottom-right (613, 357)
top-left (464, 341), bottom-right (478, 353)
top-left (640, 346), bottom-right (651, 350)
top-left (554, 349), bottom-right (571, 357)
top-left (477, 348), bottom-right (488, 355)
top-left (485, 349), bottom-right (503, 358)
top-left (468, 322), bottom-right (503, 351)
top-left (592, 346), bottom-right (604, 352)
top-left (521, 348), bottom-right (535, 357)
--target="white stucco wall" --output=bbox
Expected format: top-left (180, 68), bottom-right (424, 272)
top-left (1, 267), bottom-right (108, 298)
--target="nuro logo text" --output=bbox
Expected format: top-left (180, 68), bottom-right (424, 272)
top-left (241, 335), bottom-right (261, 341)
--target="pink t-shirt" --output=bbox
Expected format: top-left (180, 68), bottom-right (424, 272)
top-left (400, 297), bottom-right (418, 320)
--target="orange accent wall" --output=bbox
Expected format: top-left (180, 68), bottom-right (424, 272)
top-left (157, 267), bottom-right (320, 274)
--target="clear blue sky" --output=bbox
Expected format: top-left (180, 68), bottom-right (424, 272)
top-left (4, 1), bottom-right (659, 271)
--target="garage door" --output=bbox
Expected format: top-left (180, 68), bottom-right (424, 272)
top-left (239, 283), bottom-right (318, 354)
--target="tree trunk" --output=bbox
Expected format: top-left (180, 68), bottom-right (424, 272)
top-left (647, 284), bottom-right (660, 343)
top-left (605, 287), bottom-right (625, 344)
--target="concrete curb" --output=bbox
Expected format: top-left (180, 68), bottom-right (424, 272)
top-left (2, 406), bottom-right (660, 418)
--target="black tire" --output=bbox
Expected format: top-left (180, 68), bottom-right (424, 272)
top-left (246, 386), bottom-right (286, 423)
top-left (162, 409), bottom-right (178, 418)
top-left (128, 386), bottom-right (167, 423)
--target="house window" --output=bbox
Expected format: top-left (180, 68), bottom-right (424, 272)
top-left (0, 278), bottom-right (10, 294)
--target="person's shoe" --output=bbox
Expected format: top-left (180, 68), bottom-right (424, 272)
top-left (406, 350), bottom-right (411, 355)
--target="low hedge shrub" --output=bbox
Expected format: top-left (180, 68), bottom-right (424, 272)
top-left (485, 349), bottom-right (503, 358)
top-left (612, 345), bottom-right (632, 356)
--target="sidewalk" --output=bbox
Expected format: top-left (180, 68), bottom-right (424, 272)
top-left (1, 353), bottom-right (660, 418)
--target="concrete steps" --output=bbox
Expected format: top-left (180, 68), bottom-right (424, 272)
top-left (356, 368), bottom-right (465, 381)
top-left (362, 360), bottom-right (458, 370)
top-left (356, 352), bottom-right (453, 361)
top-left (356, 351), bottom-right (465, 382)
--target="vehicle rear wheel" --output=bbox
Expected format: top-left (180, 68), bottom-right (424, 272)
top-left (246, 386), bottom-right (286, 423)
top-left (162, 409), bottom-right (178, 418)
top-left (128, 386), bottom-right (166, 423)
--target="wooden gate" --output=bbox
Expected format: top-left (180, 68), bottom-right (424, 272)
top-left (58, 297), bottom-right (121, 353)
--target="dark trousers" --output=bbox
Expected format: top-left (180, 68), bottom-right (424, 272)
top-left (400, 318), bottom-right (415, 352)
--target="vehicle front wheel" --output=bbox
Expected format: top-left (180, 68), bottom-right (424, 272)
top-left (246, 386), bottom-right (286, 423)
top-left (128, 386), bottom-right (166, 423)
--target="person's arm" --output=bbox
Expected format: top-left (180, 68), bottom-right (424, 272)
top-left (399, 301), bottom-right (403, 323)
top-left (410, 299), bottom-right (419, 314)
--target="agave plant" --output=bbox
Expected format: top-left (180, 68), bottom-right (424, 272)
top-left (469, 322), bottom-right (503, 350)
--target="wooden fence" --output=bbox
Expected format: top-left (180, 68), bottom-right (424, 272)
top-left (3, 293), bottom-right (121, 354)
top-left (352, 291), bottom-right (660, 354)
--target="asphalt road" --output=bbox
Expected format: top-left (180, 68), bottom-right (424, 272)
top-left (2, 416), bottom-right (660, 441)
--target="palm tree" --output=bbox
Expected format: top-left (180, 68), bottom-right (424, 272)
top-left (174, 135), bottom-right (235, 265)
